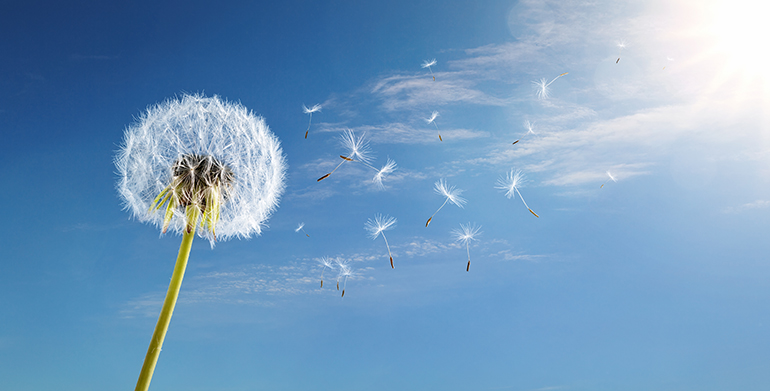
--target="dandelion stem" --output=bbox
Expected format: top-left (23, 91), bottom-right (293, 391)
top-left (382, 233), bottom-right (394, 269)
top-left (135, 208), bottom-right (198, 391)
top-left (318, 159), bottom-right (347, 181)
top-left (427, 198), bottom-right (449, 227)
top-left (305, 113), bottom-right (313, 139)
top-left (514, 187), bottom-right (538, 218)
top-left (466, 242), bottom-right (471, 272)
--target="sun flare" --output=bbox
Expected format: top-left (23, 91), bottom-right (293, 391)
top-left (708, 0), bottom-right (770, 81)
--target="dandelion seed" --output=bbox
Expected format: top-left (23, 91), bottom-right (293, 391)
top-left (335, 258), bottom-right (353, 298)
top-left (495, 169), bottom-right (539, 218)
top-left (532, 72), bottom-right (568, 100)
top-left (422, 58), bottom-right (437, 81)
top-left (317, 256), bottom-right (335, 288)
top-left (317, 129), bottom-right (374, 181)
top-left (426, 111), bottom-right (442, 141)
top-left (452, 222), bottom-right (481, 271)
top-left (365, 214), bottom-right (397, 268)
top-left (616, 40), bottom-right (626, 63)
top-left (600, 171), bottom-right (617, 189)
top-left (373, 158), bottom-right (397, 189)
top-left (115, 93), bottom-right (286, 391)
top-left (317, 130), bottom-right (396, 188)
top-left (426, 179), bottom-right (466, 227)
top-left (513, 120), bottom-right (536, 145)
top-left (295, 222), bottom-right (310, 237)
top-left (302, 104), bottom-right (321, 139)
top-left (663, 56), bottom-right (674, 70)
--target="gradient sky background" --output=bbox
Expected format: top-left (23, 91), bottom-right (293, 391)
top-left (2, 0), bottom-right (770, 390)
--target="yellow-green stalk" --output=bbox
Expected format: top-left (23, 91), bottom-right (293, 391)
top-left (134, 207), bottom-right (198, 391)
top-left (135, 153), bottom-right (233, 391)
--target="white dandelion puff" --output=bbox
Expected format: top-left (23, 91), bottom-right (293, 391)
top-left (532, 72), bottom-right (568, 100)
top-left (495, 169), bottom-right (539, 218)
top-left (365, 214), bottom-right (397, 268)
top-left (116, 93), bottom-right (286, 245)
top-left (426, 110), bottom-right (442, 141)
top-left (373, 158), bottom-right (397, 189)
top-left (295, 222), bottom-right (309, 237)
top-left (302, 104), bottom-right (321, 139)
top-left (426, 179), bottom-right (466, 227)
top-left (114, 93), bottom-right (286, 391)
top-left (317, 256), bottom-right (335, 288)
top-left (452, 222), bottom-right (481, 271)
top-left (600, 171), bottom-right (617, 189)
top-left (421, 58), bottom-right (437, 81)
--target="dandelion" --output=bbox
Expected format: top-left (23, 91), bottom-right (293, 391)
top-left (373, 158), bottom-right (397, 189)
top-left (317, 256), bottom-right (335, 288)
top-left (317, 129), bottom-right (373, 181)
top-left (600, 171), bottom-right (617, 189)
top-left (365, 214), bottom-right (397, 268)
top-left (616, 40), bottom-right (626, 63)
top-left (426, 111), bottom-right (442, 141)
top-left (302, 104), bottom-right (322, 139)
top-left (115, 93), bottom-right (286, 391)
top-left (317, 129), bottom-right (396, 187)
top-left (426, 179), bottom-right (466, 227)
top-left (512, 120), bottom-right (536, 145)
top-left (295, 222), bottom-right (309, 237)
top-left (452, 222), bottom-right (482, 271)
top-left (422, 58), bottom-right (437, 81)
top-left (533, 72), bottom-right (568, 100)
top-left (663, 56), bottom-right (674, 70)
top-left (335, 258), bottom-right (353, 297)
top-left (495, 168), bottom-right (539, 217)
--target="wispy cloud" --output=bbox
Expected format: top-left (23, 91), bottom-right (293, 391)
top-left (319, 122), bottom-right (489, 145)
top-left (723, 200), bottom-right (770, 214)
top-left (371, 73), bottom-right (512, 111)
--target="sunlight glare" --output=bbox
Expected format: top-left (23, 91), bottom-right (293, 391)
top-left (709, 0), bottom-right (770, 79)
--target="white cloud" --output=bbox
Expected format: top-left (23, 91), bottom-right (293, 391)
top-left (371, 73), bottom-right (512, 112)
top-left (723, 200), bottom-right (770, 214)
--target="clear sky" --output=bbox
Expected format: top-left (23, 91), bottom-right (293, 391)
top-left (2, 0), bottom-right (770, 390)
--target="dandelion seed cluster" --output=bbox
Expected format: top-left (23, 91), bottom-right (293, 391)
top-left (301, 51), bottom-right (623, 289)
top-left (116, 94), bottom-right (287, 245)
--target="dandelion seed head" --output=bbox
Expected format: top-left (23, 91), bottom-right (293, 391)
top-left (295, 222), bottom-right (305, 232)
top-left (495, 169), bottom-right (526, 199)
top-left (435, 179), bottom-right (467, 208)
top-left (421, 59), bottom-right (437, 68)
top-left (452, 222), bottom-right (482, 245)
top-left (339, 129), bottom-right (373, 165)
top-left (335, 258), bottom-right (353, 278)
top-left (373, 158), bottom-right (397, 189)
top-left (533, 78), bottom-right (549, 99)
top-left (524, 120), bottom-right (535, 135)
top-left (365, 214), bottom-right (397, 240)
top-left (302, 104), bottom-right (322, 114)
top-left (426, 111), bottom-right (439, 124)
top-left (115, 93), bottom-right (287, 245)
top-left (606, 171), bottom-right (617, 182)
top-left (318, 256), bottom-right (335, 269)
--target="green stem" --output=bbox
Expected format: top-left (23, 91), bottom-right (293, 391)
top-left (135, 221), bottom-right (196, 391)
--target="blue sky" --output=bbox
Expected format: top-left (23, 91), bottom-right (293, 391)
top-left (2, 0), bottom-right (770, 390)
